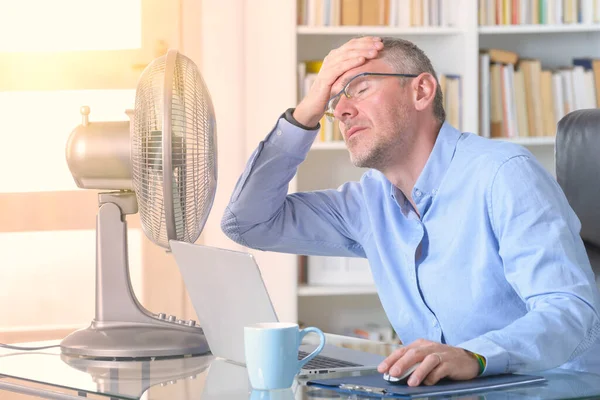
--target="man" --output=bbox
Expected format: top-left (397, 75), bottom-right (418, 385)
top-left (221, 36), bottom-right (600, 386)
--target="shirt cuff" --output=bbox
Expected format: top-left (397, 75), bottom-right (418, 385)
top-left (267, 115), bottom-right (320, 157)
top-left (284, 107), bottom-right (321, 130)
top-left (456, 336), bottom-right (510, 377)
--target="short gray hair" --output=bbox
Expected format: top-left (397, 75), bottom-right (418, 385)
top-left (378, 37), bottom-right (445, 123)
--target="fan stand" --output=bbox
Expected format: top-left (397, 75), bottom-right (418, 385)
top-left (60, 192), bottom-right (210, 359)
top-left (59, 351), bottom-right (211, 395)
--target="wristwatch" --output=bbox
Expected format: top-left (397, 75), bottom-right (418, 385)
top-left (283, 108), bottom-right (320, 131)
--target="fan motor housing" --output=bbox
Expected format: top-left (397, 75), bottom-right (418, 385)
top-left (66, 119), bottom-right (134, 191)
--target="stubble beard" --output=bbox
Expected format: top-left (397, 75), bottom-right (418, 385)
top-left (349, 108), bottom-right (411, 171)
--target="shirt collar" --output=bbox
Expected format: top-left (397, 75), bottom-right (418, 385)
top-left (387, 121), bottom-right (462, 200)
top-left (414, 121), bottom-right (462, 197)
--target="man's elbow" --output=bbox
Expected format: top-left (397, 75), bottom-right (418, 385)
top-left (221, 206), bottom-right (248, 247)
top-left (221, 206), bottom-right (283, 251)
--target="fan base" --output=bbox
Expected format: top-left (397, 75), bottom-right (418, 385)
top-left (60, 321), bottom-right (210, 359)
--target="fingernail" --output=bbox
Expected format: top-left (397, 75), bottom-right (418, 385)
top-left (390, 367), bottom-right (400, 376)
top-left (378, 362), bottom-right (387, 371)
top-left (408, 376), bottom-right (418, 386)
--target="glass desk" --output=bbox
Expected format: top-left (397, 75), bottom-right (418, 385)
top-left (1, 339), bottom-right (600, 399)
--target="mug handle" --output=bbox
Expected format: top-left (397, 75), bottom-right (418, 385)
top-left (297, 327), bottom-right (326, 372)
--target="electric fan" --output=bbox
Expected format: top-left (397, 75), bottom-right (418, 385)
top-left (60, 49), bottom-right (217, 359)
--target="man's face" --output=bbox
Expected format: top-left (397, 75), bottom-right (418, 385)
top-left (330, 58), bottom-right (416, 170)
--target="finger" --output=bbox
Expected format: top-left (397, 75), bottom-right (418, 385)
top-left (323, 52), bottom-right (376, 77)
top-left (323, 46), bottom-right (380, 76)
top-left (406, 353), bottom-right (443, 386)
top-left (319, 41), bottom-right (384, 88)
top-left (340, 39), bottom-right (383, 54)
top-left (310, 57), bottom-right (367, 100)
top-left (333, 41), bottom-right (383, 60)
top-left (324, 40), bottom-right (382, 67)
top-left (380, 340), bottom-right (431, 374)
top-left (332, 36), bottom-right (382, 55)
top-left (345, 36), bottom-right (383, 48)
top-left (322, 55), bottom-right (371, 87)
top-left (389, 347), bottom-right (426, 377)
top-left (422, 361), bottom-right (448, 386)
top-left (318, 36), bottom-right (383, 83)
top-left (377, 346), bottom-right (408, 373)
top-left (328, 48), bottom-right (380, 63)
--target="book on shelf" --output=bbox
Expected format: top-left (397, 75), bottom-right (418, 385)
top-left (298, 255), bottom-right (308, 284)
top-left (479, 48), bottom-right (600, 139)
top-left (297, 0), bottom-right (457, 27)
top-left (298, 59), bottom-right (463, 142)
top-left (478, 0), bottom-right (600, 26)
top-left (440, 74), bottom-right (462, 132)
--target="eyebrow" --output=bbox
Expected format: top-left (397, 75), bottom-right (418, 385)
top-left (339, 77), bottom-right (352, 88)
top-left (330, 76), bottom-right (355, 98)
top-left (330, 82), bottom-right (345, 98)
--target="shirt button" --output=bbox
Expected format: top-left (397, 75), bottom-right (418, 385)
top-left (276, 129), bottom-right (282, 136)
top-left (432, 189), bottom-right (438, 195)
top-left (415, 189), bottom-right (422, 197)
top-left (432, 320), bottom-right (438, 327)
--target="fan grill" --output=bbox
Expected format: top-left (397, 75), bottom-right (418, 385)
top-left (132, 52), bottom-right (217, 248)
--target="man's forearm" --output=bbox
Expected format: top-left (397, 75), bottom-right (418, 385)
top-left (221, 114), bottom-right (319, 248)
top-left (457, 295), bottom-right (600, 376)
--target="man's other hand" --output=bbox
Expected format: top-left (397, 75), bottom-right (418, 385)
top-left (377, 339), bottom-right (480, 386)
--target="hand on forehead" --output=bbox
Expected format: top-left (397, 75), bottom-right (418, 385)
top-left (330, 58), bottom-right (391, 97)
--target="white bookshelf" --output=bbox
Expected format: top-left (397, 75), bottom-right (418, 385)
top-left (298, 284), bottom-right (378, 296)
top-left (479, 24), bottom-right (600, 34)
top-left (492, 136), bottom-right (556, 146)
top-left (312, 136), bottom-right (556, 150)
top-left (246, 0), bottom-right (600, 340)
top-left (297, 26), bottom-right (463, 35)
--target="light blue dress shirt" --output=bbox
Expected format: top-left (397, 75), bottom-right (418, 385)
top-left (221, 115), bottom-right (600, 377)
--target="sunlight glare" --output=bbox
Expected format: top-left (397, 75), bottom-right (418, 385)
top-left (0, 0), bottom-right (141, 52)
top-left (0, 89), bottom-right (135, 193)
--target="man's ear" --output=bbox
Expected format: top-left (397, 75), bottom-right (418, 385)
top-left (411, 73), bottom-right (437, 112)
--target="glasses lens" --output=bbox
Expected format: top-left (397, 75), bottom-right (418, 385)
top-left (326, 75), bottom-right (373, 117)
top-left (327, 94), bottom-right (341, 117)
top-left (347, 76), bottom-right (371, 99)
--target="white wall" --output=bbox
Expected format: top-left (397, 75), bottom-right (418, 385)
top-left (197, 0), bottom-right (298, 322)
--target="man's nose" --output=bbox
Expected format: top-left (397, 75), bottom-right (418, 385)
top-left (334, 95), bottom-right (357, 122)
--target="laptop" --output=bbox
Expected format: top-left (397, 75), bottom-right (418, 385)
top-left (169, 240), bottom-right (386, 376)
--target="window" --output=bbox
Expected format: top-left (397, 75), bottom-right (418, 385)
top-left (0, 0), bottom-right (181, 341)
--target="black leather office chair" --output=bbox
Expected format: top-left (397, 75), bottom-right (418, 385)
top-left (556, 109), bottom-right (600, 283)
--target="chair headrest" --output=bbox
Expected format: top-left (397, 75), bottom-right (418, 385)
top-left (556, 109), bottom-right (600, 247)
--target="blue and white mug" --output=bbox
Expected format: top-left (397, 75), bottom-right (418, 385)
top-left (244, 322), bottom-right (326, 390)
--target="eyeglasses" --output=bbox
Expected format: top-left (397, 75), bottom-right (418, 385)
top-left (324, 72), bottom-right (419, 121)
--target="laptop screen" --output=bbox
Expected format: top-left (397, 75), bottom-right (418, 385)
top-left (169, 241), bottom-right (279, 364)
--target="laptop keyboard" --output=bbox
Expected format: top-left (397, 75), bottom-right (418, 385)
top-left (298, 350), bottom-right (362, 370)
